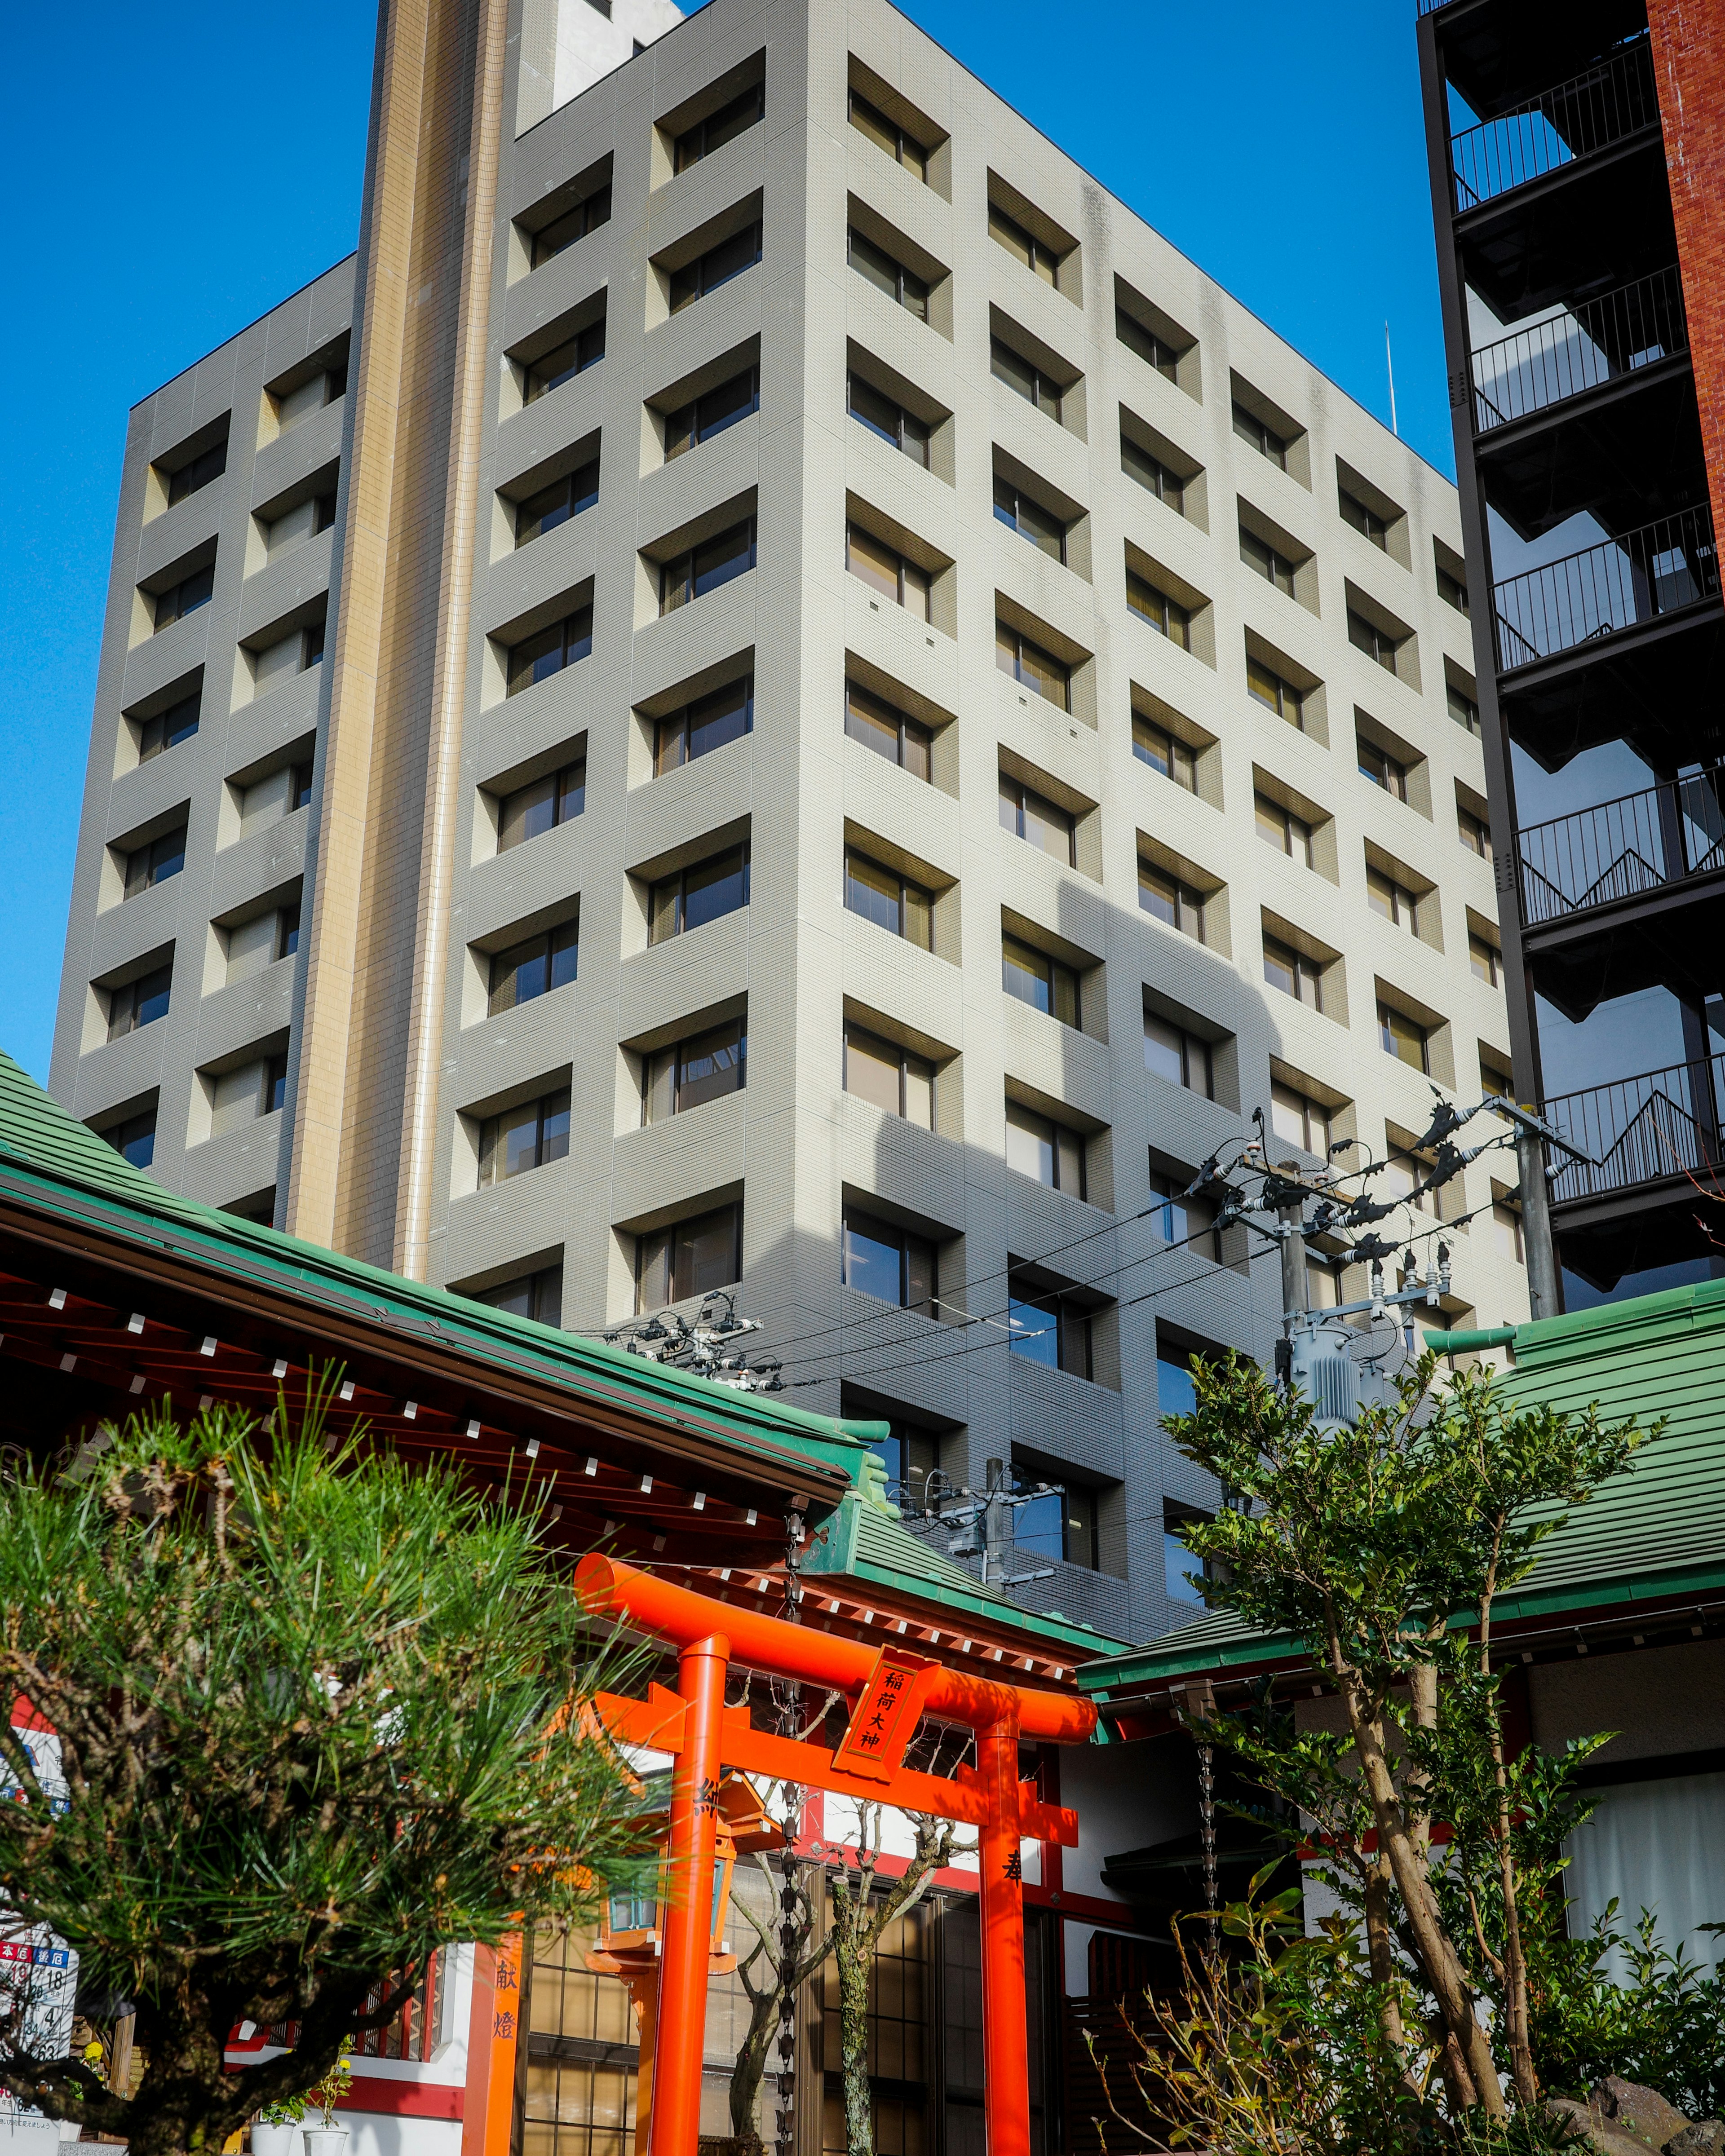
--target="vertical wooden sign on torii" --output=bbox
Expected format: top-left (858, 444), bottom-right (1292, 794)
top-left (831, 1646), bottom-right (941, 1781)
top-left (572, 1556), bottom-right (1094, 2156)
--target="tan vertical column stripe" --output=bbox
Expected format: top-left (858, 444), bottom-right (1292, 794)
top-left (284, 0), bottom-right (486, 1263)
top-left (394, 0), bottom-right (511, 1281)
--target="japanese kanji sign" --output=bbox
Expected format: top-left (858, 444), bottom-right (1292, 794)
top-left (832, 1645), bottom-right (941, 1784)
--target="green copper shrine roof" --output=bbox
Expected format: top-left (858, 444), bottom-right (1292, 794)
top-left (0, 1050), bottom-right (1121, 1659)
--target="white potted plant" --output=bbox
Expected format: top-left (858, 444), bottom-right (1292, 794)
top-left (251, 2093), bottom-right (304, 2156)
top-left (300, 2039), bottom-right (353, 2156)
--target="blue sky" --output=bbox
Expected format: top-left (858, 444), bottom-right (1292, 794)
top-left (0, 0), bottom-right (1451, 1084)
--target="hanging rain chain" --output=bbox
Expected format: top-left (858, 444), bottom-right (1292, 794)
top-left (1198, 1739), bottom-right (1220, 1964)
top-left (778, 1500), bottom-right (807, 1626)
top-left (770, 1504), bottom-right (809, 2156)
top-left (774, 1869), bottom-right (800, 2156)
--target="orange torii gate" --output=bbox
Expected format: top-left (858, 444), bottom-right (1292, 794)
top-left (575, 1556), bottom-right (1097, 2156)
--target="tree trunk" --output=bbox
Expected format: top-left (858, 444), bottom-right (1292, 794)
top-left (729, 1990), bottom-right (778, 2146)
top-left (1340, 1679), bottom-right (1505, 2116)
top-left (1362, 1855), bottom-right (1423, 2099)
top-left (1479, 1551), bottom-right (1539, 2108)
top-left (836, 1930), bottom-right (873, 2156)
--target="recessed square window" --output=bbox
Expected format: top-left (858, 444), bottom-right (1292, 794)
top-left (988, 203), bottom-right (1057, 284)
top-left (1255, 793), bottom-right (1312, 866)
top-left (1132, 716), bottom-right (1196, 791)
top-left (1143, 1012), bottom-right (1212, 1098)
top-left (849, 374), bottom-right (929, 467)
top-left (488, 920), bottom-right (579, 1016)
top-left (478, 1089), bottom-right (571, 1187)
top-left (1271, 1079), bottom-right (1331, 1156)
top-left (167, 439), bottom-right (227, 506)
top-left (1358, 738), bottom-right (1408, 800)
top-left (661, 521), bottom-right (756, 614)
top-left (845, 681), bottom-right (931, 781)
top-left (1232, 401), bottom-right (1289, 470)
top-left (845, 850), bottom-right (932, 948)
top-left (469, 1266), bottom-right (564, 1329)
top-left (1148, 1169), bottom-right (1218, 1262)
top-left (1367, 866), bottom-right (1420, 936)
top-left (515, 460), bottom-right (600, 546)
top-left (531, 187), bottom-right (611, 270)
top-left (1122, 434), bottom-right (1182, 511)
top-left (848, 229), bottom-right (927, 320)
top-left (844, 1024), bottom-right (933, 1128)
top-left (138, 691), bottom-right (201, 763)
top-left (1379, 1002), bottom-right (1430, 1073)
top-left (1002, 935), bottom-right (1079, 1029)
top-left (107, 963), bottom-right (173, 1041)
top-left (1137, 860), bottom-right (1204, 941)
top-left (102, 1106), bottom-right (158, 1168)
top-left (846, 524), bottom-right (929, 618)
top-left (152, 563), bottom-right (214, 632)
top-left (991, 338), bottom-right (1060, 420)
top-left (507, 609), bottom-right (593, 696)
top-left (849, 89), bottom-right (927, 180)
top-left (999, 775), bottom-right (1075, 866)
top-left (637, 1204), bottom-right (742, 1311)
top-left (645, 1018), bottom-right (747, 1122)
top-left (673, 83), bottom-right (764, 173)
top-left (667, 368), bottom-right (759, 459)
top-left (649, 844), bottom-right (751, 943)
top-left (1127, 572), bottom-right (1190, 649)
top-left (843, 1208), bottom-right (937, 1312)
top-left (124, 826), bottom-right (187, 900)
top-left (1264, 935), bottom-right (1322, 1011)
top-left (1006, 1099), bottom-right (1085, 1199)
top-left (526, 323), bottom-right (605, 403)
top-left (996, 622), bottom-right (1069, 709)
top-left (1007, 1270), bottom-right (1090, 1378)
top-left (655, 678), bottom-right (752, 775)
top-left (670, 225), bottom-right (762, 313)
top-left (1247, 656), bottom-right (1303, 728)
top-left (499, 758), bottom-right (585, 851)
top-left (994, 477), bottom-right (1066, 564)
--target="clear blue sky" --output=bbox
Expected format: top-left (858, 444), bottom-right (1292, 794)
top-left (0, 0), bottom-right (1451, 1086)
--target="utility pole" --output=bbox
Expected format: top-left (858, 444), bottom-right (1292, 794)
top-left (1514, 1119), bottom-right (1561, 1322)
top-left (1482, 1095), bottom-right (1586, 1325)
top-left (1276, 1187), bottom-right (1311, 1326)
top-left (982, 1458), bottom-right (1011, 1586)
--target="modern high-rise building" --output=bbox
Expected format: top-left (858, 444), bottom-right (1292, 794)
top-left (54, 0), bottom-right (1525, 1646)
top-left (1417, 0), bottom-right (1725, 1314)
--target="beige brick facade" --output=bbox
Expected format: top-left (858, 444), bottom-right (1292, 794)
top-left (50, 0), bottom-right (1527, 1641)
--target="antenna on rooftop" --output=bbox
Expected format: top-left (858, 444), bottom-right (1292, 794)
top-left (1385, 321), bottom-right (1399, 437)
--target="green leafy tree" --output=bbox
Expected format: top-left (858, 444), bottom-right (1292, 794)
top-left (0, 1397), bottom-right (650, 2156)
top-left (1526, 1906), bottom-right (1725, 2116)
top-left (1164, 1356), bottom-right (1646, 2119)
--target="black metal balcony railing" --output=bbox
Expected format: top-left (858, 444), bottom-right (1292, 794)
top-left (1517, 769), bottom-right (1725, 928)
top-left (1471, 265), bottom-right (1688, 433)
top-left (1493, 504), bottom-right (1719, 669)
top-left (1450, 39), bottom-right (1658, 212)
top-left (1545, 1055), bottom-right (1725, 1207)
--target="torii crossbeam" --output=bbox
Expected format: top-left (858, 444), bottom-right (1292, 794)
top-left (575, 1556), bottom-right (1097, 2156)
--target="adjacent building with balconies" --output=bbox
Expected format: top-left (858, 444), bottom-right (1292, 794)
top-left (1417, 0), bottom-right (1725, 1311)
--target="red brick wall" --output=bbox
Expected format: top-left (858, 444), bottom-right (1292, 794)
top-left (1645, 0), bottom-right (1725, 548)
